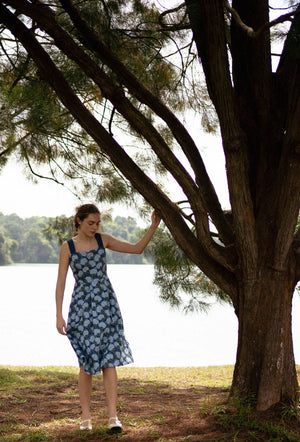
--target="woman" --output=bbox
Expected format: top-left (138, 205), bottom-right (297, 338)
top-left (55, 203), bottom-right (161, 432)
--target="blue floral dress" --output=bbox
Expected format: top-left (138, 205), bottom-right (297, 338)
top-left (66, 233), bottom-right (133, 375)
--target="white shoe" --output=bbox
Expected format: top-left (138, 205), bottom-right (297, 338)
top-left (80, 419), bottom-right (92, 430)
top-left (108, 416), bottom-right (122, 432)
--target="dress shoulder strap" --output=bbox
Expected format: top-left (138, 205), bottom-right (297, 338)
top-left (95, 232), bottom-right (104, 249)
top-left (67, 238), bottom-right (76, 255)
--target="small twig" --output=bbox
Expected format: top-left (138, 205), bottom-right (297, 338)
top-left (176, 199), bottom-right (189, 205)
top-left (254, 11), bottom-right (297, 37)
top-left (50, 406), bottom-right (80, 415)
top-left (224, 1), bottom-right (298, 38)
top-left (224, 1), bottom-right (255, 37)
top-left (158, 2), bottom-right (190, 31)
top-left (108, 106), bottom-right (115, 136)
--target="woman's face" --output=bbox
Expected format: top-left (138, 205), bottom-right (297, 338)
top-left (78, 213), bottom-right (100, 237)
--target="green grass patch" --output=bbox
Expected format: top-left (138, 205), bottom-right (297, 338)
top-left (117, 365), bottom-right (234, 388)
top-left (0, 366), bottom-right (77, 395)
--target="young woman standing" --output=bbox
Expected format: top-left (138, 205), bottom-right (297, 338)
top-left (55, 204), bottom-right (161, 432)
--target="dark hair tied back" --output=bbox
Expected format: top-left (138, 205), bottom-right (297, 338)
top-left (74, 204), bottom-right (100, 230)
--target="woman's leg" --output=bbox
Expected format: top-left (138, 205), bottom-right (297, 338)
top-left (78, 366), bottom-right (93, 420)
top-left (102, 367), bottom-right (118, 418)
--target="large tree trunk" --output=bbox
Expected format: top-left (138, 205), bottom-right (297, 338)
top-left (186, 0), bottom-right (300, 411)
top-left (232, 264), bottom-right (298, 411)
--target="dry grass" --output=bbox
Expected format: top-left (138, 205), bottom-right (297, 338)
top-left (0, 365), bottom-right (299, 441)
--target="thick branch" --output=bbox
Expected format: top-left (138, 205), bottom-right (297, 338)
top-left (276, 3), bottom-right (300, 79)
top-left (294, 229), bottom-right (300, 282)
top-left (273, 84), bottom-right (300, 267)
top-left (225, 1), bottom-right (298, 38)
top-left (4, 0), bottom-right (236, 268)
top-left (57, 0), bottom-right (235, 247)
top-left (4, 0), bottom-right (236, 269)
top-left (186, 0), bottom-right (257, 274)
top-left (0, 3), bottom-right (237, 298)
top-left (4, 0), bottom-right (199, 207)
top-left (224, 1), bottom-right (255, 37)
top-left (272, 5), bottom-right (300, 267)
top-left (230, 0), bottom-right (273, 215)
top-left (255, 11), bottom-right (297, 37)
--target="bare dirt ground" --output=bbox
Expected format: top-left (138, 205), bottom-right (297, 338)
top-left (1, 370), bottom-right (300, 441)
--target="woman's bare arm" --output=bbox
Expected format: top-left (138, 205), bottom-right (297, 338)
top-left (102, 211), bottom-right (161, 254)
top-left (55, 241), bottom-right (70, 335)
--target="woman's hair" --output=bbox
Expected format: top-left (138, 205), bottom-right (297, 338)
top-left (74, 204), bottom-right (100, 230)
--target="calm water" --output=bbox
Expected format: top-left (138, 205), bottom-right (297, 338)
top-left (0, 264), bottom-right (299, 367)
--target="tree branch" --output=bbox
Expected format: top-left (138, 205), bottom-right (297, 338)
top-left (224, 1), bottom-right (255, 37)
top-left (57, 0), bottom-right (235, 248)
top-left (0, 2), bottom-right (237, 297)
top-left (271, 4), bottom-right (300, 267)
top-left (224, 1), bottom-right (298, 38)
top-left (294, 228), bottom-right (300, 281)
top-left (158, 2), bottom-right (190, 31)
top-left (5, 0), bottom-right (235, 267)
top-left (4, 0), bottom-right (200, 206)
top-left (21, 143), bottom-right (80, 200)
top-left (0, 147), bottom-right (10, 158)
top-left (276, 3), bottom-right (300, 77)
top-left (186, 0), bottom-right (257, 275)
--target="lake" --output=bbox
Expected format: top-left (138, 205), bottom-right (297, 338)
top-left (0, 264), bottom-right (299, 367)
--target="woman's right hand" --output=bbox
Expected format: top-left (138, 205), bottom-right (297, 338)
top-left (56, 316), bottom-right (67, 335)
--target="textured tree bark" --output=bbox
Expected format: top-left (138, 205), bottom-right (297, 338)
top-left (185, 0), bottom-right (300, 410)
top-left (232, 265), bottom-right (298, 410)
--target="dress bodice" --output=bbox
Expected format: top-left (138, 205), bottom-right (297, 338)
top-left (67, 233), bottom-right (107, 283)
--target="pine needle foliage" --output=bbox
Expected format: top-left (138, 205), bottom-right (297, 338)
top-left (146, 226), bottom-right (232, 314)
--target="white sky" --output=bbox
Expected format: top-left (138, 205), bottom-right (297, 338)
top-left (0, 159), bottom-right (80, 218)
top-left (0, 130), bottom-right (229, 219)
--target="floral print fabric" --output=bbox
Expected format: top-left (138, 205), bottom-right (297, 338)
top-left (66, 233), bottom-right (133, 375)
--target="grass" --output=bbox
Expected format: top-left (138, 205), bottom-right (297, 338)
top-left (0, 365), bottom-right (299, 441)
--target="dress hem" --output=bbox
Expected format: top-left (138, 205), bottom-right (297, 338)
top-left (79, 360), bottom-right (134, 375)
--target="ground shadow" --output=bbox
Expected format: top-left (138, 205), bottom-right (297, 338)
top-left (0, 367), bottom-right (299, 441)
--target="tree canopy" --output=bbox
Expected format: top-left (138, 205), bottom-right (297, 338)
top-left (0, 0), bottom-right (299, 412)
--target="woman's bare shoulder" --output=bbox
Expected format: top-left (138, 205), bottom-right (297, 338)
top-left (100, 232), bottom-right (111, 248)
top-left (60, 240), bottom-right (71, 256)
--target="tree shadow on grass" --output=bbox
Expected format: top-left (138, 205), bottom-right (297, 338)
top-left (0, 367), bottom-right (299, 441)
top-left (0, 367), bottom-right (231, 441)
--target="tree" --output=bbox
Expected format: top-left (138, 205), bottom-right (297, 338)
top-left (23, 227), bottom-right (56, 262)
top-left (0, 0), bottom-right (186, 199)
top-left (0, 228), bottom-right (15, 265)
top-left (0, 0), bottom-right (299, 411)
top-left (0, 214), bottom-right (60, 263)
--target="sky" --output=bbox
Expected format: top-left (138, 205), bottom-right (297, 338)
top-left (0, 159), bottom-right (81, 218)
top-left (0, 129), bottom-right (229, 220)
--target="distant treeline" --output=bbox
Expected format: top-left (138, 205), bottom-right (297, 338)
top-left (0, 213), bottom-right (150, 265)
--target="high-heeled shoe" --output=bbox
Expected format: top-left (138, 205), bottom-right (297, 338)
top-left (80, 419), bottom-right (92, 430)
top-left (108, 416), bottom-right (122, 433)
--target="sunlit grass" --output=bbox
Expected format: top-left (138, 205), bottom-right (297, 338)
top-left (117, 365), bottom-right (234, 388)
top-left (0, 365), bottom-right (234, 396)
